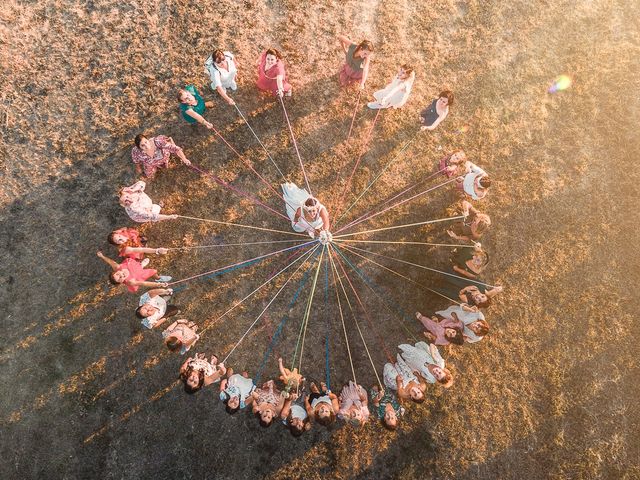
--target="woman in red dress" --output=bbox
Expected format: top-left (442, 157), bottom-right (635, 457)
top-left (256, 48), bottom-right (292, 96)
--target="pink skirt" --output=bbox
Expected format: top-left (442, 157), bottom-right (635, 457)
top-left (339, 63), bottom-right (363, 86)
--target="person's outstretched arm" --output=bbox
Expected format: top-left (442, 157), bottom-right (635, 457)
top-left (96, 251), bottom-right (119, 271)
top-left (337, 35), bottom-right (353, 52)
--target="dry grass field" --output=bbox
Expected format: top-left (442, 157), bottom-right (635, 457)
top-left (1, 0), bottom-right (639, 478)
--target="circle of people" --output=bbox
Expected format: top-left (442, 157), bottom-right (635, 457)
top-left (96, 36), bottom-right (503, 436)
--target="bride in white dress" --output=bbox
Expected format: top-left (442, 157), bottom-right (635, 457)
top-left (281, 183), bottom-right (331, 238)
top-left (367, 65), bottom-right (415, 110)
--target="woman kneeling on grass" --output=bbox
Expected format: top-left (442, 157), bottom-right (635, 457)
top-left (367, 65), bottom-right (415, 110)
top-left (439, 150), bottom-right (471, 178)
top-left (179, 353), bottom-right (226, 394)
top-left (96, 251), bottom-right (169, 293)
top-left (419, 90), bottom-right (454, 131)
top-left (337, 36), bottom-right (374, 89)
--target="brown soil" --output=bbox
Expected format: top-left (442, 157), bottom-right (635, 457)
top-left (1, 0), bottom-right (639, 479)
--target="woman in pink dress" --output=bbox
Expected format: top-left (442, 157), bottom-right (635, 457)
top-left (96, 251), bottom-right (168, 293)
top-left (256, 48), bottom-right (292, 96)
top-left (337, 381), bottom-right (370, 426)
top-left (107, 227), bottom-right (168, 261)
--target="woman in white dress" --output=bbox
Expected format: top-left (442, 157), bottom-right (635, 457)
top-left (118, 181), bottom-right (178, 223)
top-left (281, 182), bottom-right (330, 238)
top-left (204, 49), bottom-right (238, 105)
top-left (399, 342), bottom-right (454, 388)
top-left (382, 354), bottom-right (427, 403)
top-left (367, 65), bottom-right (415, 110)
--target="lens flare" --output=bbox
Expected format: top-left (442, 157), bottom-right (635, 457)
top-left (548, 75), bottom-right (572, 93)
top-left (454, 125), bottom-right (470, 134)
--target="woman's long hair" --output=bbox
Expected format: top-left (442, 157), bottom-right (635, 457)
top-left (354, 40), bottom-right (374, 56)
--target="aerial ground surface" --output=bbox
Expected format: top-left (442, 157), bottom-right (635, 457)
top-left (1, 0), bottom-right (639, 478)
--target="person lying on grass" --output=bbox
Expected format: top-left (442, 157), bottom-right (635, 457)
top-left (108, 227), bottom-right (169, 261)
top-left (383, 356), bottom-right (427, 404)
top-left (447, 200), bottom-right (491, 241)
top-left (96, 251), bottom-right (169, 293)
top-left (280, 390), bottom-right (311, 437)
top-left (305, 381), bottom-right (339, 427)
top-left (337, 381), bottom-right (370, 426)
top-left (162, 319), bottom-right (199, 355)
top-left (435, 304), bottom-right (491, 344)
top-left (179, 353), bottom-right (226, 394)
top-left (416, 311), bottom-right (465, 346)
top-left (252, 379), bottom-right (285, 428)
top-left (119, 181), bottom-right (178, 223)
top-left (219, 368), bottom-right (255, 414)
top-left (399, 342), bottom-right (454, 389)
top-left (450, 243), bottom-right (489, 280)
top-left (370, 385), bottom-right (405, 431)
top-left (136, 287), bottom-right (178, 329)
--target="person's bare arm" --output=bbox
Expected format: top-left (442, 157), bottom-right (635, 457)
top-left (216, 85), bottom-right (235, 105)
top-left (337, 35), bottom-right (353, 52)
top-left (122, 247), bottom-right (169, 256)
top-left (280, 397), bottom-right (293, 420)
top-left (96, 251), bottom-right (119, 271)
top-left (146, 288), bottom-right (172, 298)
top-left (304, 396), bottom-right (314, 417)
top-left (185, 109), bottom-right (213, 129)
top-left (360, 55), bottom-right (372, 89)
top-left (276, 74), bottom-right (285, 96)
top-left (128, 280), bottom-right (169, 288)
top-left (319, 208), bottom-right (330, 231)
top-left (453, 265), bottom-right (477, 279)
top-left (155, 213), bottom-right (178, 222)
top-left (150, 317), bottom-right (168, 329)
top-left (278, 357), bottom-right (287, 379)
top-left (204, 367), bottom-right (225, 387)
top-left (486, 285), bottom-right (503, 297)
top-left (293, 207), bottom-right (302, 224)
top-left (167, 139), bottom-right (190, 166)
top-left (179, 357), bottom-right (191, 376)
